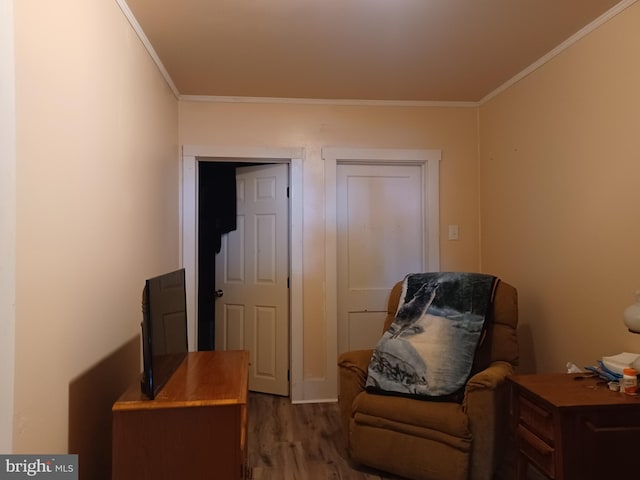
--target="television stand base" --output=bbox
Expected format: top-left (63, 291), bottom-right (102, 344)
top-left (112, 350), bottom-right (249, 480)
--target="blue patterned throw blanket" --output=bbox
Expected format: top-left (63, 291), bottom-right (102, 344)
top-left (366, 272), bottom-right (499, 400)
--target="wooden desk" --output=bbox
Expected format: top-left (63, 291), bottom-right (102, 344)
top-left (508, 373), bottom-right (640, 480)
top-left (112, 350), bottom-right (249, 480)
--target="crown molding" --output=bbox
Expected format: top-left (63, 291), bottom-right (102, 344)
top-left (179, 95), bottom-right (479, 108)
top-left (116, 0), bottom-right (179, 99)
top-left (480, 0), bottom-right (638, 105)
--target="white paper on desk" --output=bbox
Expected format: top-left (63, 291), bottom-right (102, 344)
top-left (601, 352), bottom-right (640, 374)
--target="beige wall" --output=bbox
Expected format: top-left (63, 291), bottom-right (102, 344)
top-left (179, 101), bottom-right (482, 380)
top-left (479, 2), bottom-right (640, 373)
top-left (13, 0), bottom-right (178, 454)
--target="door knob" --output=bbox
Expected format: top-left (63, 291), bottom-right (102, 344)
top-left (214, 289), bottom-right (224, 298)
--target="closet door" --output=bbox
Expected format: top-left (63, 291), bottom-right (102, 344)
top-left (337, 163), bottom-right (424, 354)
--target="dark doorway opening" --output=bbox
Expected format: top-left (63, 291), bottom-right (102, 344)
top-left (197, 162), bottom-right (236, 350)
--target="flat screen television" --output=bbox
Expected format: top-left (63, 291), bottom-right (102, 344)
top-left (140, 268), bottom-right (188, 399)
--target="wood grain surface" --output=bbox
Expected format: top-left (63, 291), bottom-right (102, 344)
top-left (247, 392), bottom-right (402, 479)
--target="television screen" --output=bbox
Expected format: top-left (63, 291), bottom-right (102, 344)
top-left (140, 268), bottom-right (188, 399)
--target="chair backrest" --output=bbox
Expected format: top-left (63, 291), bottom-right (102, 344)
top-left (383, 279), bottom-right (519, 366)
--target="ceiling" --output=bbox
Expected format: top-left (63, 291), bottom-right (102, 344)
top-left (124, 0), bottom-right (626, 102)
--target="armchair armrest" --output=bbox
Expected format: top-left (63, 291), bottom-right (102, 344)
top-left (463, 361), bottom-right (514, 480)
top-left (337, 349), bottom-right (373, 446)
top-left (464, 360), bottom-right (514, 394)
top-left (338, 349), bottom-right (372, 387)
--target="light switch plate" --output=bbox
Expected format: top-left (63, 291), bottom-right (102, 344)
top-left (448, 224), bottom-right (459, 240)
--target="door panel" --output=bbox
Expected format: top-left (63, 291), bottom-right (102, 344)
top-left (337, 164), bottom-right (424, 354)
top-left (254, 306), bottom-right (277, 379)
top-left (215, 164), bottom-right (289, 395)
top-left (224, 217), bottom-right (245, 282)
top-left (219, 304), bottom-right (244, 351)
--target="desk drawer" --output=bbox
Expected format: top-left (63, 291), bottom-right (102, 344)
top-left (519, 395), bottom-right (554, 444)
top-left (517, 424), bottom-right (555, 479)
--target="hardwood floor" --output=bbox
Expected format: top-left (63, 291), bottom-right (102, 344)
top-left (247, 392), bottom-right (533, 480)
top-left (247, 392), bottom-right (404, 480)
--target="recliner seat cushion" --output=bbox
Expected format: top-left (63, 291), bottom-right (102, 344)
top-left (353, 392), bottom-right (471, 445)
top-left (350, 422), bottom-right (470, 480)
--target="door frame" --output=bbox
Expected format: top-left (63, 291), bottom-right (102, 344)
top-left (323, 147), bottom-right (441, 400)
top-left (181, 145), bottom-right (304, 400)
top-left (0, 0), bottom-right (16, 452)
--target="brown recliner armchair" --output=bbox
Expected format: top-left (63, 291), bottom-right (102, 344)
top-left (338, 278), bottom-right (518, 480)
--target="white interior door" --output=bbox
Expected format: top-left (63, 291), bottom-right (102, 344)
top-left (337, 164), bottom-right (424, 354)
top-left (215, 163), bottom-right (289, 395)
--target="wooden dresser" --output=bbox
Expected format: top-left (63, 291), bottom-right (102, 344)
top-left (508, 373), bottom-right (640, 480)
top-left (112, 350), bottom-right (249, 480)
